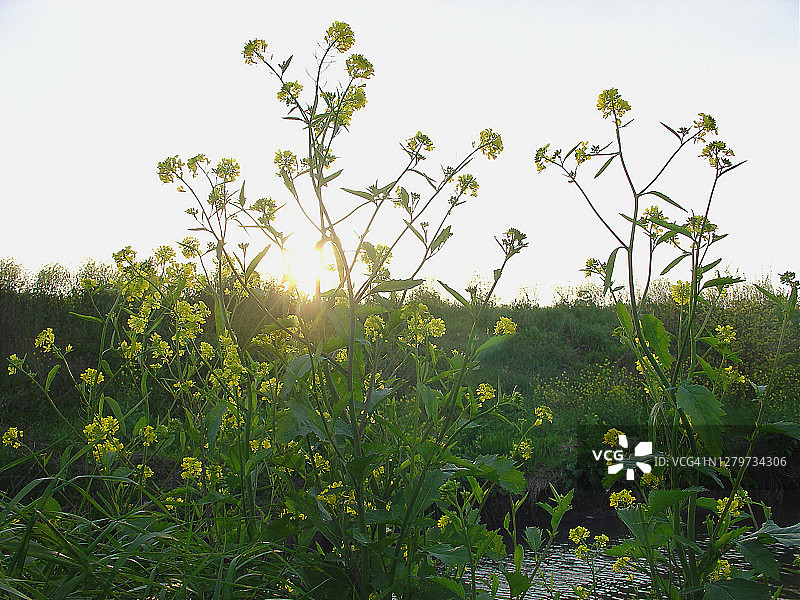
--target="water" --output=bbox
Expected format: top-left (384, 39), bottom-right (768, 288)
top-left (471, 536), bottom-right (800, 599)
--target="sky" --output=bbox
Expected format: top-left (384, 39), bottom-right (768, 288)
top-left (1, 0), bottom-right (798, 304)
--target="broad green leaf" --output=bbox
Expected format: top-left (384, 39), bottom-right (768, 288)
top-left (647, 489), bottom-right (688, 515)
top-left (755, 521), bottom-right (800, 547)
top-left (475, 334), bottom-right (512, 360)
top-left (736, 539), bottom-right (779, 579)
top-left (206, 404), bottom-right (228, 448)
top-left (426, 544), bottom-right (470, 567)
top-left (503, 571), bottom-right (532, 597)
top-left (371, 278), bottom-right (425, 293)
top-left (641, 314), bottom-right (673, 369)
top-left (703, 578), bottom-right (770, 600)
top-left (758, 421), bottom-right (800, 440)
top-left (524, 526), bottom-right (543, 552)
top-left (676, 384), bottom-right (725, 456)
top-left (430, 576), bottom-right (465, 599)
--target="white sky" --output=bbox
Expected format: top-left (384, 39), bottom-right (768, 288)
top-left (1, 0), bottom-right (798, 303)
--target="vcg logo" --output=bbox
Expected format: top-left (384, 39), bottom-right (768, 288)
top-left (592, 434), bottom-right (652, 480)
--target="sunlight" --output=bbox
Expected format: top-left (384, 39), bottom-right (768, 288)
top-left (279, 231), bottom-right (339, 298)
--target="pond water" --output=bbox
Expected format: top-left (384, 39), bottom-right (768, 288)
top-left (471, 535), bottom-right (800, 599)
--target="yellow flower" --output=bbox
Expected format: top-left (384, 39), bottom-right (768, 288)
top-left (594, 534), bottom-right (609, 547)
top-left (513, 439), bottom-right (533, 460)
top-left (715, 324), bottom-right (736, 345)
top-left (139, 425), bottom-right (157, 447)
top-left (137, 463), bottom-right (153, 479)
top-left (568, 526), bottom-right (590, 544)
top-left (671, 281), bottom-right (691, 306)
top-left (534, 405), bottom-right (553, 425)
top-left (364, 315), bottom-right (384, 341)
top-left (610, 489), bottom-right (636, 508)
top-left (80, 368), bottom-right (105, 386)
top-left (710, 559), bottom-right (732, 581)
top-left (603, 428), bottom-right (624, 446)
top-left (34, 328), bottom-right (55, 353)
top-left (180, 457), bottom-right (203, 481)
top-left (7, 354), bottom-right (20, 375)
top-left (640, 472), bottom-right (662, 488)
top-left (437, 514), bottom-right (451, 530)
top-left (613, 556), bottom-right (631, 573)
top-left (476, 383), bottom-right (495, 404)
top-left (494, 316), bottom-right (517, 336)
top-left (2, 427), bottom-right (23, 449)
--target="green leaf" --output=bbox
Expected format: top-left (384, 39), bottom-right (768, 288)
top-left (281, 170), bottom-right (298, 198)
top-left (426, 544), bottom-right (470, 567)
top-left (640, 314), bottom-right (673, 369)
top-left (753, 284), bottom-right (782, 307)
top-left (475, 335), bottom-right (512, 361)
top-left (603, 246), bottom-right (622, 295)
top-left (700, 258), bottom-right (722, 274)
top-left (206, 404), bottom-right (228, 448)
top-left (701, 276), bottom-right (743, 291)
top-left (660, 253), bottom-right (689, 276)
top-left (245, 245), bottom-right (271, 280)
top-left (647, 489), bottom-right (689, 515)
top-left (321, 169), bottom-right (343, 186)
top-left (703, 578), bottom-right (770, 600)
top-left (594, 154), bottom-right (617, 178)
top-left (438, 280), bottom-right (472, 312)
top-left (473, 455), bottom-right (526, 494)
top-left (45, 365), bottom-right (60, 392)
top-left (69, 312), bottom-right (103, 324)
top-left (649, 216), bottom-right (692, 236)
top-left (341, 187), bottom-right (374, 201)
top-left (676, 384), bottom-right (725, 455)
top-left (371, 278), bottom-right (425, 293)
top-left (503, 571), bottom-right (532, 597)
top-left (755, 521), bottom-right (800, 547)
top-left (758, 421), bottom-right (800, 440)
top-left (615, 302), bottom-right (633, 337)
top-left (429, 576), bottom-right (465, 599)
top-left (661, 121), bottom-right (681, 139)
top-left (736, 539), bottom-right (780, 579)
top-left (430, 225), bottom-right (452, 253)
top-left (524, 526), bottom-right (543, 552)
top-left (642, 190), bottom-right (686, 212)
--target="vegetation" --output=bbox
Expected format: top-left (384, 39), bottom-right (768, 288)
top-left (1, 21), bottom-right (799, 600)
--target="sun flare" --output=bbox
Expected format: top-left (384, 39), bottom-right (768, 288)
top-left (280, 233), bottom-right (338, 298)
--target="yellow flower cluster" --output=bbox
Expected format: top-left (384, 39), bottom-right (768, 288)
top-left (437, 514), bottom-right (452, 530)
top-left (400, 303), bottom-right (446, 344)
top-left (640, 472), bottom-right (662, 488)
top-left (180, 457), bottom-right (203, 481)
top-left (716, 491), bottom-right (749, 518)
top-left (84, 416), bottom-right (122, 461)
top-left (249, 438), bottom-right (271, 453)
top-left (610, 489), bottom-right (636, 508)
top-left (7, 354), bottom-right (20, 375)
top-left (137, 463), bottom-right (154, 479)
top-left (34, 328), bottom-right (55, 353)
top-left (671, 281), bottom-right (692, 306)
top-left (534, 405), bottom-right (553, 426)
top-left (494, 316), bottom-right (517, 336)
top-left (603, 428), bottom-right (624, 447)
top-left (80, 368), bottom-right (105, 386)
top-left (710, 559), bottom-right (732, 581)
top-left (212, 335), bottom-right (244, 388)
top-left (319, 481), bottom-right (358, 516)
top-left (364, 315), bottom-right (384, 341)
top-left (139, 425), bottom-right (157, 447)
top-left (613, 556), bottom-right (634, 580)
top-left (476, 383), bottom-right (495, 406)
top-left (2, 427), bottom-right (23, 449)
top-left (568, 526), bottom-right (590, 544)
top-left (715, 324), bottom-right (736, 345)
top-left (513, 439), bottom-right (533, 460)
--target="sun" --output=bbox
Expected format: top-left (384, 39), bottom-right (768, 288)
top-left (279, 232), bottom-right (339, 298)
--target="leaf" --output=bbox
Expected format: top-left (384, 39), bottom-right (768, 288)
top-left (245, 245), bottom-right (271, 280)
top-left (594, 154), bottom-right (617, 178)
top-left (642, 190), bottom-right (686, 212)
top-left (430, 225), bottom-right (452, 253)
top-left (755, 521), bottom-right (800, 547)
top-left (426, 544), bottom-right (470, 567)
top-left (703, 578), bottom-right (770, 600)
top-left (473, 455), bottom-right (526, 494)
top-left (438, 280), bottom-right (472, 312)
top-left (676, 384), bottom-right (725, 456)
top-left (660, 253), bottom-right (690, 276)
top-left (758, 421), bottom-right (800, 440)
top-left (646, 489), bottom-right (688, 515)
top-left (736, 539), bottom-right (780, 579)
top-left (321, 169), bottom-right (343, 186)
top-left (68, 312), bottom-right (103, 324)
top-left (603, 246), bottom-right (622, 295)
top-left (475, 335), bottom-right (511, 361)
top-left (206, 404), bottom-right (228, 448)
top-left (503, 571), bottom-right (532, 597)
top-left (280, 170), bottom-right (298, 198)
top-left (701, 276), bottom-right (743, 291)
top-left (341, 187), bottom-right (374, 201)
top-left (45, 365), bottom-right (60, 392)
top-left (238, 179), bottom-right (246, 205)
top-left (404, 220), bottom-right (426, 244)
top-left (429, 576), bottom-right (466, 599)
top-left (371, 278), bottom-right (425, 293)
top-left (524, 526), bottom-right (543, 552)
top-left (661, 121), bottom-right (681, 139)
top-left (640, 314), bottom-right (673, 369)
top-left (700, 258), bottom-right (722, 274)
top-left (649, 216), bottom-right (692, 236)
top-left (615, 302), bottom-right (633, 337)
top-left (753, 284), bottom-right (782, 306)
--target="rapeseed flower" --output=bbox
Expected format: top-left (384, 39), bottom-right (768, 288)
top-left (2, 427), bottom-right (23, 449)
top-left (80, 368), bottom-right (104, 386)
top-left (437, 514), bottom-right (451, 530)
top-left (610, 489), bottom-right (636, 508)
top-left (494, 316), bottom-right (517, 336)
top-left (34, 328), bottom-right (55, 353)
